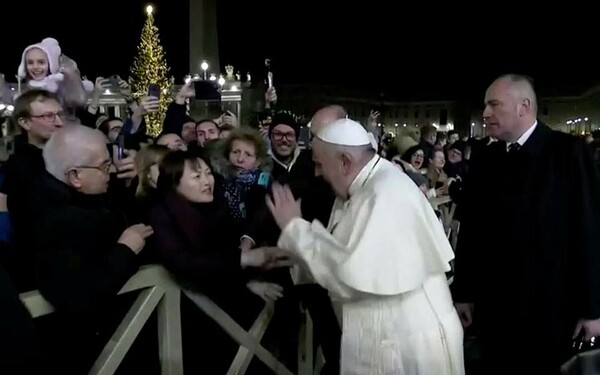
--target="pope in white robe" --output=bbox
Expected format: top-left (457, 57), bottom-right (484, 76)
top-left (267, 118), bottom-right (465, 375)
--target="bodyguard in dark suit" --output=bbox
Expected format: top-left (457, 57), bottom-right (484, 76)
top-left (452, 74), bottom-right (600, 374)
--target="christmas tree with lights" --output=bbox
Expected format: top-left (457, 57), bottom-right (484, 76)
top-left (129, 5), bottom-right (174, 136)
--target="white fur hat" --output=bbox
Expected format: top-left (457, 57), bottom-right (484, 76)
top-left (18, 37), bottom-right (62, 79)
top-left (17, 38), bottom-right (65, 93)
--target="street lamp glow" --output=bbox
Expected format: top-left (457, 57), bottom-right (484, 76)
top-left (200, 61), bottom-right (209, 80)
top-left (230, 85), bottom-right (238, 91)
top-left (585, 117), bottom-right (589, 121)
top-left (218, 75), bottom-right (225, 86)
top-left (209, 74), bottom-right (217, 81)
top-left (6, 105), bottom-right (14, 112)
top-left (394, 123), bottom-right (398, 127)
top-left (146, 5), bottom-right (153, 15)
top-left (403, 123), bottom-right (407, 127)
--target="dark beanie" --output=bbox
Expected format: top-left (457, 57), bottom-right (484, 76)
top-left (269, 112), bottom-right (300, 139)
top-left (449, 140), bottom-right (466, 155)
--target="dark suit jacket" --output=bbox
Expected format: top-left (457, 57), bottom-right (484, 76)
top-left (0, 143), bottom-right (45, 292)
top-left (35, 172), bottom-right (138, 314)
top-left (452, 122), bottom-right (600, 370)
top-left (34, 172), bottom-right (140, 374)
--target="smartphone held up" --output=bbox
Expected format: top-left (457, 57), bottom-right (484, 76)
top-left (115, 133), bottom-right (125, 161)
top-left (147, 83), bottom-right (161, 99)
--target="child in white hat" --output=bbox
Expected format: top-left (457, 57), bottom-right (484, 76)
top-left (17, 37), bottom-right (94, 118)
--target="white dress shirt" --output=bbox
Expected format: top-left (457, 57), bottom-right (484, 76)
top-left (507, 120), bottom-right (537, 151)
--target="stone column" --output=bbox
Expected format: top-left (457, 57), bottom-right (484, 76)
top-left (189, 0), bottom-right (220, 75)
top-left (188, 0), bottom-right (220, 119)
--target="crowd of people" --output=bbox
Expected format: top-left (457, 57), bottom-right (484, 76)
top-left (0, 37), bottom-right (600, 375)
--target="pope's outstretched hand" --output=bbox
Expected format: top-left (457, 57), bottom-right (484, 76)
top-left (266, 183), bottom-right (302, 230)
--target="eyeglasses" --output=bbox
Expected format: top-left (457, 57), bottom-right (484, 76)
top-left (72, 160), bottom-right (113, 175)
top-left (271, 131), bottom-right (296, 141)
top-left (30, 111), bottom-right (63, 122)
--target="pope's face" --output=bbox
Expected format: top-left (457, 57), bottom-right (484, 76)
top-left (312, 139), bottom-right (349, 200)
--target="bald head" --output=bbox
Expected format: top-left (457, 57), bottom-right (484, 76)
top-left (43, 125), bottom-right (108, 182)
top-left (310, 105), bottom-right (347, 136)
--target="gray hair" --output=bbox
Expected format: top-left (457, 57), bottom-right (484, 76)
top-left (496, 73), bottom-right (538, 115)
top-left (43, 125), bottom-right (107, 182)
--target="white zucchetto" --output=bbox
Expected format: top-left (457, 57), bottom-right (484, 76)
top-left (316, 118), bottom-right (372, 147)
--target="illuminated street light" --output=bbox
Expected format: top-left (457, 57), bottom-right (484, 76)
top-left (200, 61), bottom-right (209, 80)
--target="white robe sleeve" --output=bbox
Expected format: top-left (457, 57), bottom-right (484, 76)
top-left (278, 217), bottom-right (358, 299)
top-left (278, 178), bottom-right (453, 297)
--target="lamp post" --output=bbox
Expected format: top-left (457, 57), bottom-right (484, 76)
top-left (200, 61), bottom-right (209, 80)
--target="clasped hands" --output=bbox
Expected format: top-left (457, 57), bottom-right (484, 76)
top-left (239, 242), bottom-right (290, 303)
top-left (239, 242), bottom-right (292, 270)
top-left (239, 182), bottom-right (302, 269)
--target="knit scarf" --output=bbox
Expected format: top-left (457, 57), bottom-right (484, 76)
top-left (222, 169), bottom-right (262, 223)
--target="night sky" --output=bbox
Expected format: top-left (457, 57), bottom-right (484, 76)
top-left (2, 1), bottom-right (598, 103)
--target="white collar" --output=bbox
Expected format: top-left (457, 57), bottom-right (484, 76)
top-left (507, 120), bottom-right (537, 151)
top-left (348, 155), bottom-right (381, 198)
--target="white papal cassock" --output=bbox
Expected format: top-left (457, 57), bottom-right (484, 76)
top-left (278, 154), bottom-right (465, 375)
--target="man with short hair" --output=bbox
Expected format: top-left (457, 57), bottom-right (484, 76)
top-left (0, 90), bottom-right (139, 291)
top-left (37, 125), bottom-right (153, 373)
top-left (0, 89), bottom-right (64, 291)
top-left (268, 118), bottom-right (463, 374)
top-left (453, 74), bottom-right (600, 373)
top-left (196, 119), bottom-right (220, 147)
